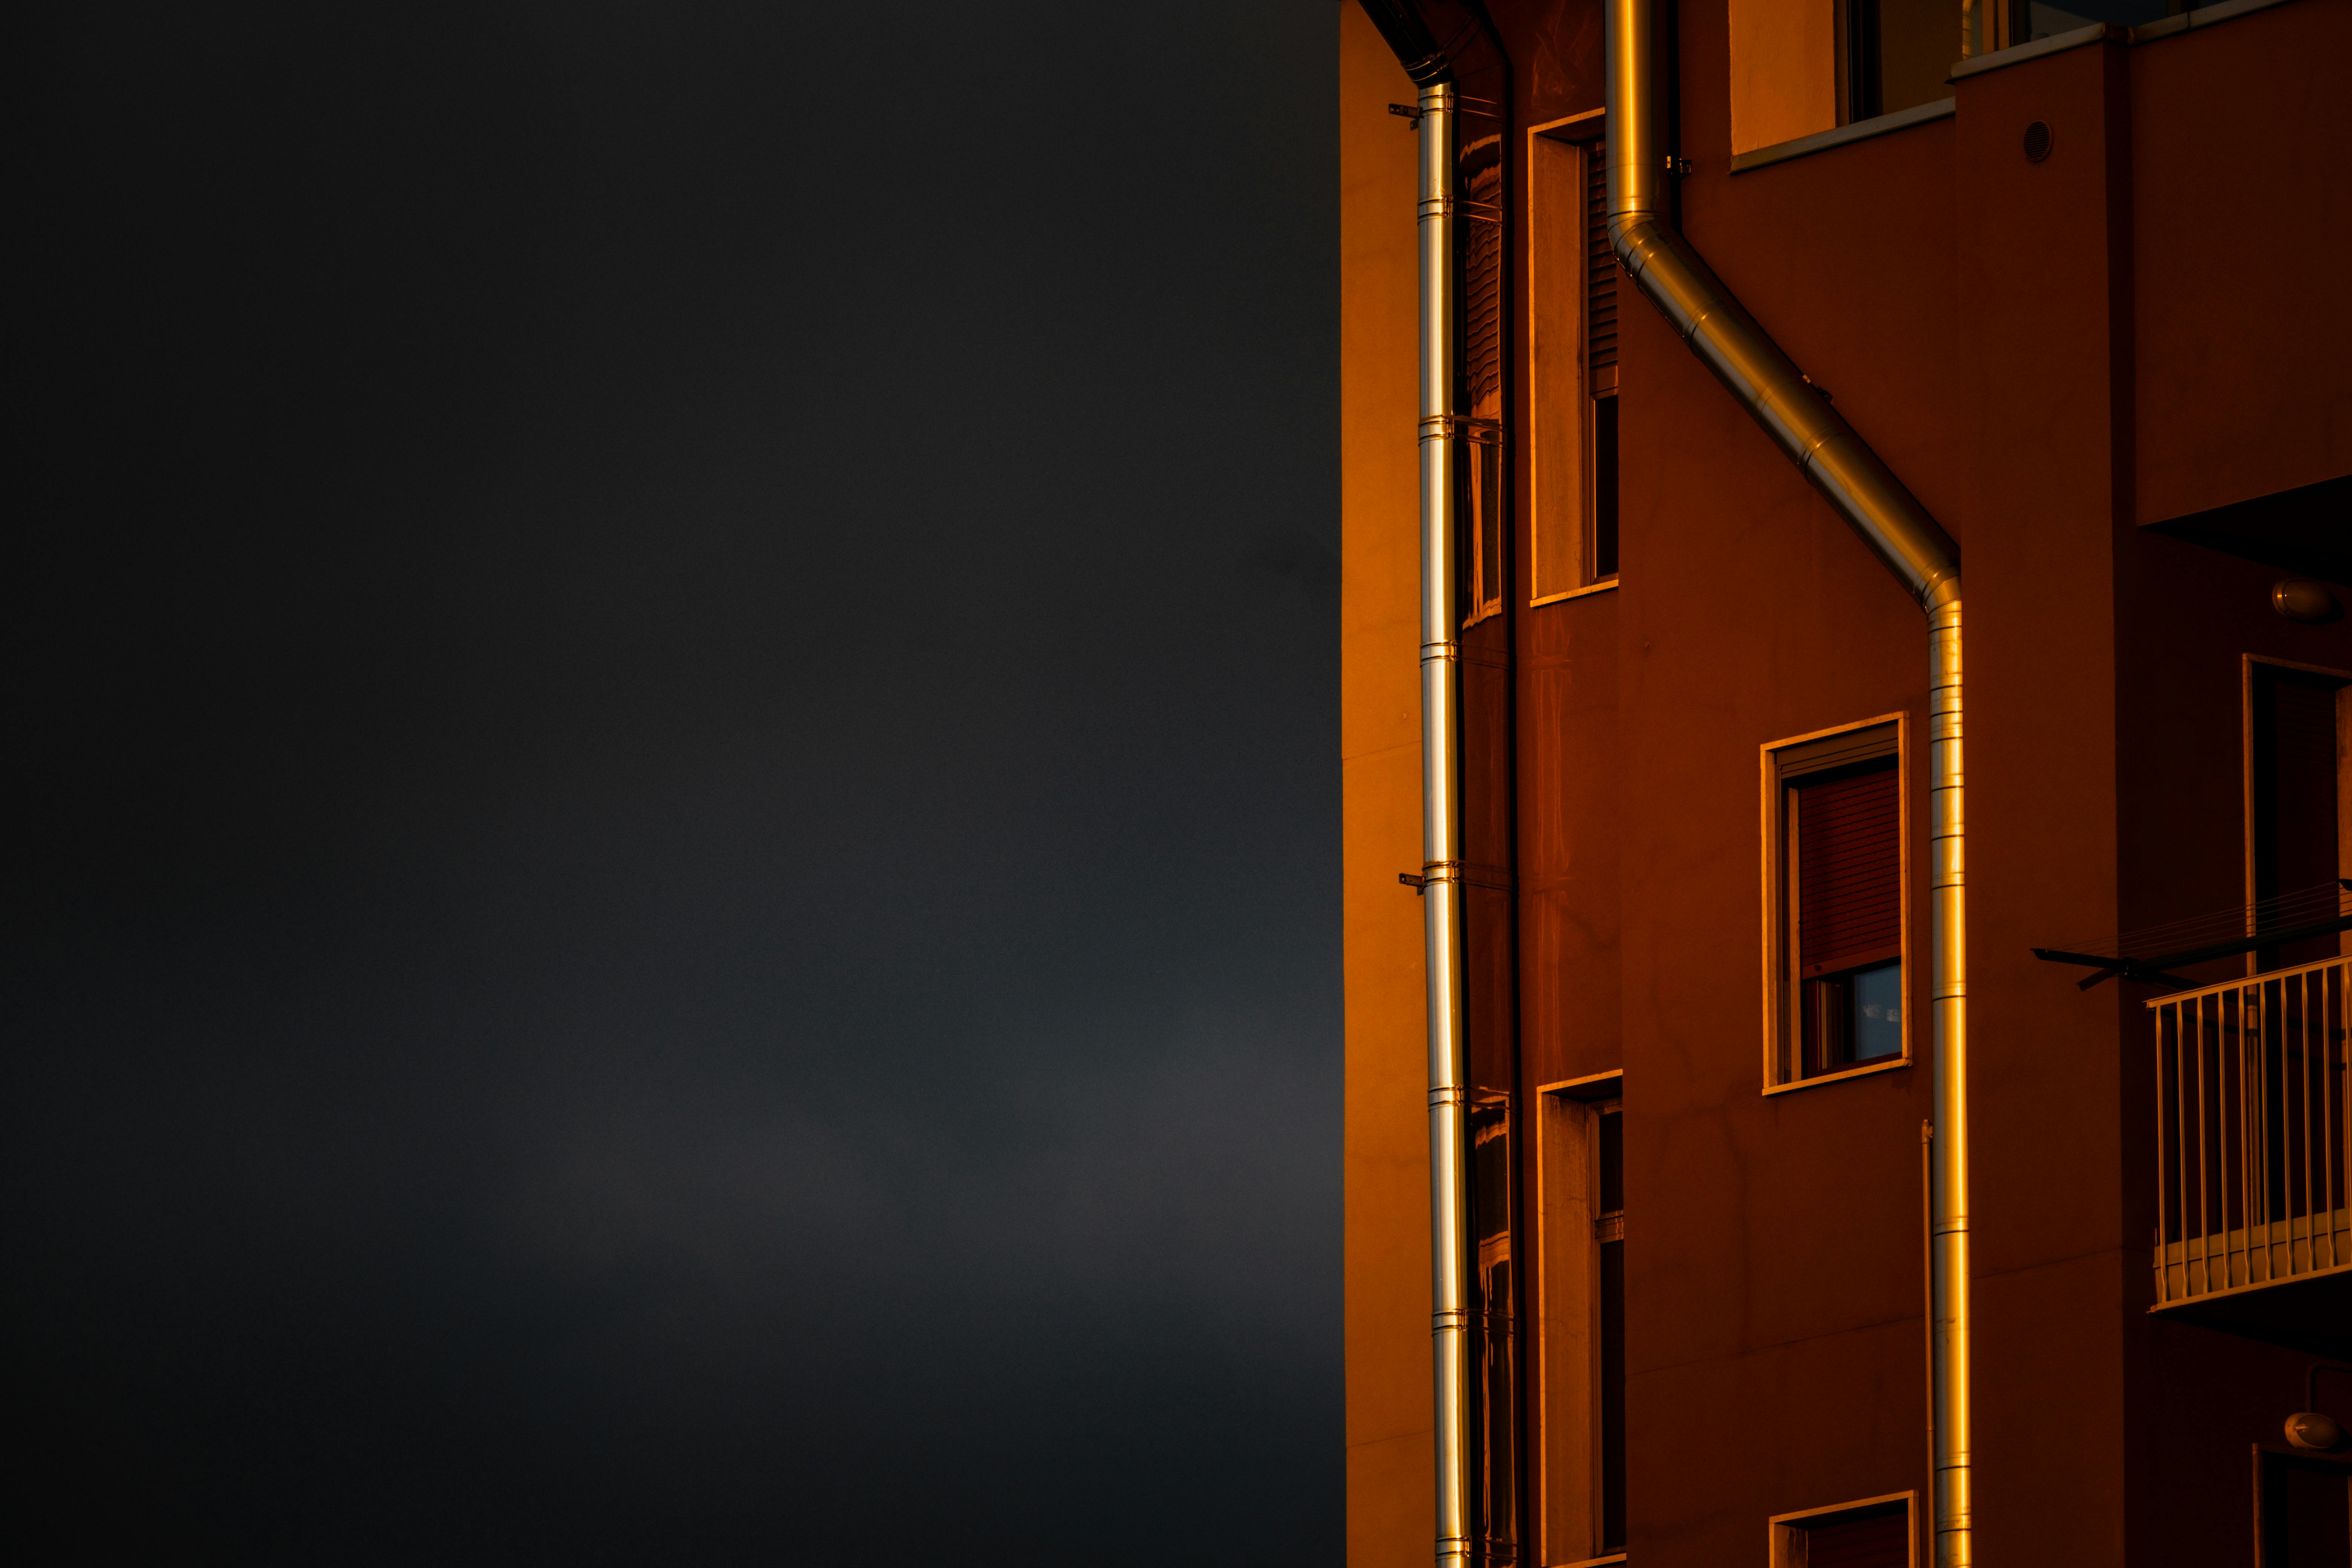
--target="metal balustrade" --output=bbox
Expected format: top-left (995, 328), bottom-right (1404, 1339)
top-left (2152, 956), bottom-right (2352, 1305)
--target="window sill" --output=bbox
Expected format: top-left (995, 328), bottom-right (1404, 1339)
top-left (1531, 578), bottom-right (1619, 608)
top-left (1946, 0), bottom-right (2303, 83)
top-left (1763, 1054), bottom-right (1910, 1096)
top-left (1728, 99), bottom-right (1953, 176)
top-left (1729, 0), bottom-right (2302, 178)
top-left (1945, 20), bottom-right (2109, 82)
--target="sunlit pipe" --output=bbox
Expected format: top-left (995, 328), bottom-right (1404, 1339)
top-left (1358, 8), bottom-right (1481, 1563)
top-left (1413, 73), bottom-right (1475, 1568)
top-left (1355, 8), bottom-right (1475, 1562)
top-left (1602, 0), bottom-right (1971, 1562)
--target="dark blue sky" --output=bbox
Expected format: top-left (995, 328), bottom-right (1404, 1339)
top-left (12, 3), bottom-right (1340, 1559)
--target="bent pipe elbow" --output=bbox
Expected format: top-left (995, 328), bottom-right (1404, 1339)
top-left (1610, 215), bottom-right (1959, 612)
top-left (1357, 0), bottom-right (1454, 84)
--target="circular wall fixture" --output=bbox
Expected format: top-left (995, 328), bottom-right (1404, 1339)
top-left (2273, 579), bottom-right (2343, 625)
top-left (2285, 1411), bottom-right (2347, 1451)
top-left (2023, 120), bottom-right (2053, 162)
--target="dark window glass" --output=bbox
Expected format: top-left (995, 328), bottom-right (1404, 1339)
top-left (2024, 0), bottom-right (2174, 45)
top-left (1800, 1503), bottom-right (1910, 1567)
top-left (1470, 1110), bottom-right (1517, 1566)
top-left (1597, 1107), bottom-right (1624, 1216)
top-left (1792, 757), bottom-right (1902, 1076)
top-left (1479, 438), bottom-right (1504, 614)
top-left (2259, 1453), bottom-right (2352, 1567)
top-left (1591, 397), bottom-right (1619, 581)
top-left (1597, 1105), bottom-right (1625, 1553)
top-left (2252, 665), bottom-right (2343, 968)
top-left (1804, 960), bottom-right (1904, 1075)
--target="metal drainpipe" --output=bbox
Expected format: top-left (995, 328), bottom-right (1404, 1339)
top-left (1600, 0), bottom-right (1972, 1563)
top-left (1354, 3), bottom-right (1475, 1563)
top-left (1416, 71), bottom-right (1476, 1568)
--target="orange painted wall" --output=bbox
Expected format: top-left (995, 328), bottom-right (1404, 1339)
top-left (1348, 0), bottom-right (2352, 1563)
top-left (2130, 1), bottom-right (2352, 523)
top-left (1726, 0), bottom-right (1836, 153)
top-left (1339, 8), bottom-right (1434, 1568)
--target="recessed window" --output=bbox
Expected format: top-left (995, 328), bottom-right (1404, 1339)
top-left (1764, 720), bottom-right (1909, 1088)
top-left (1835, 0), bottom-right (1962, 123)
top-left (1534, 1072), bottom-right (1627, 1565)
top-left (1461, 121), bottom-right (1506, 629)
top-left (1729, 0), bottom-right (2084, 156)
top-left (1528, 113), bottom-right (1619, 606)
top-left (1470, 1096), bottom-right (1519, 1567)
top-left (2256, 1449), bottom-right (2352, 1566)
top-left (2019, 0), bottom-right (2172, 46)
top-left (2247, 657), bottom-right (2350, 969)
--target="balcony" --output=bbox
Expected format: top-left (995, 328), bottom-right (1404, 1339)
top-left (2151, 956), bottom-right (2352, 1354)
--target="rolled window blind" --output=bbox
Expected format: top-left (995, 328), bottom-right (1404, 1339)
top-left (1796, 759), bottom-right (1900, 977)
top-left (1585, 139), bottom-right (1616, 378)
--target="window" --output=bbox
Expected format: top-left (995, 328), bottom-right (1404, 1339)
top-left (1469, 1095), bottom-right (1519, 1567)
top-left (1527, 112), bottom-right (1618, 607)
top-left (2254, 1447), bottom-right (2352, 1567)
top-left (1534, 1072), bottom-right (1626, 1565)
top-left (1462, 118), bottom-right (1507, 629)
top-left (1835, 0), bottom-right (1962, 123)
top-left (2020, 0), bottom-right (2174, 47)
top-left (2247, 658), bottom-right (2350, 970)
top-left (1769, 1493), bottom-right (1916, 1567)
top-left (1764, 719), bottom-right (1908, 1089)
top-left (1730, 0), bottom-right (2139, 156)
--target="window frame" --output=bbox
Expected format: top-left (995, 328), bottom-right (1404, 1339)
top-left (1458, 108), bottom-right (1508, 632)
top-left (2251, 1442), bottom-right (2352, 1568)
top-left (1467, 1086), bottom-right (1520, 1567)
top-left (2240, 653), bottom-right (2352, 974)
top-left (1525, 108), bottom-right (1617, 610)
top-left (1767, 1490), bottom-right (1918, 1567)
top-left (1532, 1070), bottom-right (1626, 1568)
top-left (1760, 714), bottom-right (1913, 1094)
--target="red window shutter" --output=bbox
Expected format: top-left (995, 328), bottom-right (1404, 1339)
top-left (1801, 1507), bottom-right (1910, 1568)
top-left (1796, 759), bottom-right (1900, 977)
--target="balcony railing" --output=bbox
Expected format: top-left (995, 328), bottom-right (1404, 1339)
top-left (2151, 955), bottom-right (2352, 1306)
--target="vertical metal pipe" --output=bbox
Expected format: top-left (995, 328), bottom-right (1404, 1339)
top-left (1927, 591), bottom-right (1972, 1568)
top-left (1602, 0), bottom-right (1971, 1559)
top-left (1415, 76), bottom-right (1475, 1568)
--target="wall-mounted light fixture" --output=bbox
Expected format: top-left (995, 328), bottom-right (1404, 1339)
top-left (2285, 1364), bottom-right (2352, 1451)
top-left (2272, 578), bottom-right (2343, 625)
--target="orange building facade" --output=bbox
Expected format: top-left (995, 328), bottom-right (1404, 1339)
top-left (1339, 1), bottom-right (2352, 1565)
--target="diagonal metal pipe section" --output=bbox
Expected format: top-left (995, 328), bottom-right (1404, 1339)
top-left (1602, 0), bottom-right (1972, 1562)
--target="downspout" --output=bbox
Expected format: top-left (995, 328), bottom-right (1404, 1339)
top-left (1418, 77), bottom-right (1474, 1568)
top-left (1601, 1), bottom-right (1972, 1564)
top-left (1353, 5), bottom-right (1474, 1566)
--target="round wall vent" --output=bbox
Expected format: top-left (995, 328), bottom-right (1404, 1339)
top-left (2023, 120), bottom-right (2053, 162)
